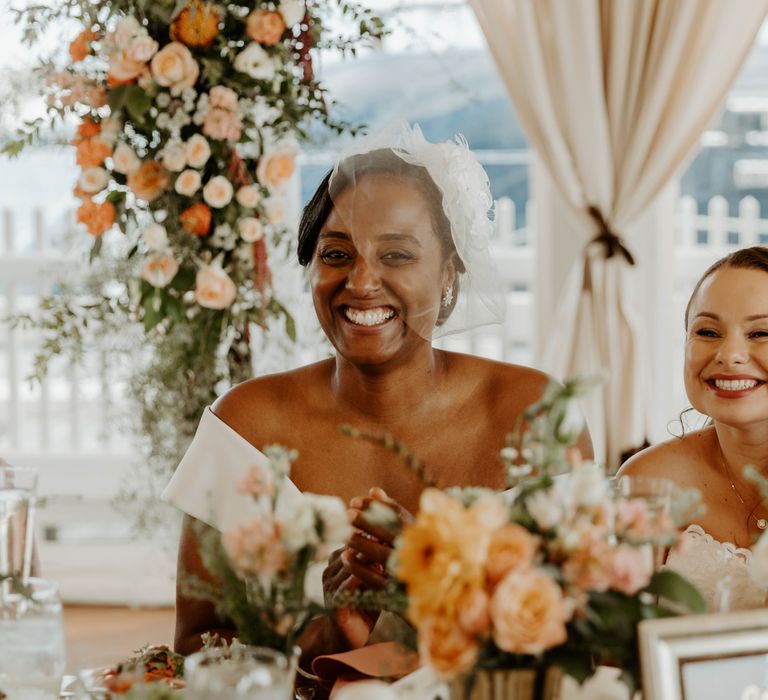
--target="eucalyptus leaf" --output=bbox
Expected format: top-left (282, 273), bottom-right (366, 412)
top-left (645, 569), bottom-right (706, 614)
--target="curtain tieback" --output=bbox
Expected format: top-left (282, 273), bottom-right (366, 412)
top-left (586, 205), bottom-right (635, 266)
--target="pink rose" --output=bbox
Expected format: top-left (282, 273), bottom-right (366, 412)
top-left (491, 569), bottom-right (568, 655)
top-left (223, 517), bottom-right (287, 578)
top-left (236, 464), bottom-right (275, 498)
top-left (209, 85), bottom-right (239, 111)
top-left (194, 265), bottom-right (236, 309)
top-left (608, 544), bottom-right (653, 595)
top-left (203, 107), bottom-right (243, 141)
top-left (150, 41), bottom-right (199, 94)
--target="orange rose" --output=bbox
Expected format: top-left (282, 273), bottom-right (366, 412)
top-left (128, 161), bottom-right (170, 202)
top-left (180, 202), bottom-right (211, 236)
top-left (490, 569), bottom-right (568, 655)
top-left (76, 119), bottom-right (101, 140)
top-left (418, 613), bottom-right (478, 679)
top-left (69, 30), bottom-right (96, 64)
top-left (246, 10), bottom-right (286, 46)
top-left (170, 0), bottom-right (221, 47)
top-left (256, 142), bottom-right (296, 193)
top-left (76, 199), bottom-right (115, 237)
top-left (75, 137), bottom-right (113, 168)
top-left (485, 523), bottom-right (538, 587)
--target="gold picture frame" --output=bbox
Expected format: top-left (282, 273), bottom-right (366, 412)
top-left (639, 608), bottom-right (768, 700)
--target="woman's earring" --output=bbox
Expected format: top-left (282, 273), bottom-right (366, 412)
top-left (442, 285), bottom-right (454, 307)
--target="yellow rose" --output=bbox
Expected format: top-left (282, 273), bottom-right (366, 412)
top-left (150, 41), bottom-right (199, 94)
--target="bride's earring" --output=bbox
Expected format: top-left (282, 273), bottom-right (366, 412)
top-left (442, 285), bottom-right (454, 307)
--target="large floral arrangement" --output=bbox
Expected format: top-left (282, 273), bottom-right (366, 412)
top-left (5, 0), bottom-right (383, 523)
top-left (189, 445), bottom-right (351, 653)
top-left (360, 378), bottom-right (705, 695)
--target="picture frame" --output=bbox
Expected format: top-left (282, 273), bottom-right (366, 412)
top-left (639, 608), bottom-right (768, 700)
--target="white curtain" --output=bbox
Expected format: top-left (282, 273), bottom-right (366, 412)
top-left (469, 0), bottom-right (768, 467)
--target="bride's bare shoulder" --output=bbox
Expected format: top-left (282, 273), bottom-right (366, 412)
top-left (618, 427), bottom-right (714, 479)
top-left (445, 351), bottom-right (551, 399)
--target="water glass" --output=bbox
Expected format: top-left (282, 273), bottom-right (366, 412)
top-left (0, 465), bottom-right (39, 585)
top-left (0, 577), bottom-right (66, 700)
top-left (185, 646), bottom-right (298, 700)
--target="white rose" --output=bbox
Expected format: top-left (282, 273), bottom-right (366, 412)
top-left (185, 134), bottom-right (211, 168)
top-left (525, 489), bottom-right (562, 531)
top-left (126, 35), bottom-right (159, 63)
top-left (233, 42), bottom-right (276, 80)
top-left (140, 251), bottom-right (179, 288)
top-left (78, 166), bottom-right (109, 193)
top-left (553, 398), bottom-right (586, 445)
top-left (203, 175), bottom-right (234, 208)
top-left (568, 462), bottom-right (607, 508)
top-left (141, 223), bottom-right (168, 251)
top-left (161, 142), bottom-right (187, 172)
top-left (279, 0), bottom-right (305, 27)
top-left (237, 217), bottom-right (264, 242)
top-left (279, 497), bottom-right (319, 553)
top-left (151, 41), bottom-right (200, 95)
top-left (750, 532), bottom-right (768, 588)
top-left (111, 143), bottom-right (140, 175)
top-left (236, 185), bottom-right (261, 208)
top-left (175, 169), bottom-right (202, 196)
top-left (307, 494), bottom-right (351, 549)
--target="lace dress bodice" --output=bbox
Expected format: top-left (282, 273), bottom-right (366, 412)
top-left (665, 524), bottom-right (766, 611)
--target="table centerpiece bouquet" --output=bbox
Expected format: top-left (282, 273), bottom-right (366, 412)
top-left (353, 376), bottom-right (705, 699)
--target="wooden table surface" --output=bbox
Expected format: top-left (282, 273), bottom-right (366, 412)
top-left (63, 605), bottom-right (176, 673)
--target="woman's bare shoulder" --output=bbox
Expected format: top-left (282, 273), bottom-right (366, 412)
top-left (444, 351), bottom-right (551, 400)
top-left (618, 428), bottom-right (714, 479)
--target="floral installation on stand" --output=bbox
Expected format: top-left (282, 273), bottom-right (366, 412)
top-left (350, 377), bottom-right (706, 696)
top-left (183, 445), bottom-right (352, 654)
top-left (4, 0), bottom-right (384, 528)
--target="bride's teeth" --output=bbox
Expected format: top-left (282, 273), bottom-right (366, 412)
top-left (713, 378), bottom-right (759, 391)
top-left (344, 307), bottom-right (394, 326)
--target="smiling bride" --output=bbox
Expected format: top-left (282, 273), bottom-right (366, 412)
top-left (162, 123), bottom-right (592, 656)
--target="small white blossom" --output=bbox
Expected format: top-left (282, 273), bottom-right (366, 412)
top-left (156, 92), bottom-right (171, 108)
top-left (568, 461), bottom-right (607, 508)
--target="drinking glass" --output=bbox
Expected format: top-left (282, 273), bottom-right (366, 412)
top-left (185, 646), bottom-right (298, 700)
top-left (0, 577), bottom-right (66, 700)
top-left (0, 465), bottom-right (39, 588)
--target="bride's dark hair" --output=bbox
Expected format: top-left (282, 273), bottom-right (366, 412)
top-left (684, 245), bottom-right (768, 329)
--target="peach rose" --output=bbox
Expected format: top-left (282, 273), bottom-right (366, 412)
top-left (237, 217), bottom-right (263, 242)
top-left (195, 264), bottom-right (237, 309)
top-left (140, 251), bottom-right (179, 288)
top-left (150, 41), bottom-right (199, 95)
top-left (203, 107), bottom-right (242, 142)
top-left (608, 544), bottom-right (652, 595)
top-left (69, 30), bottom-right (95, 63)
top-left (264, 199), bottom-right (284, 223)
top-left (76, 199), bottom-right (115, 237)
top-left (236, 185), bottom-right (261, 208)
top-left (485, 523), bottom-right (538, 587)
top-left (128, 161), bottom-right (170, 202)
top-left (161, 142), bottom-right (187, 172)
top-left (108, 52), bottom-right (145, 83)
top-left (112, 143), bottom-right (140, 175)
top-left (69, 81), bottom-right (107, 109)
top-left (418, 613), bottom-right (478, 679)
top-left (209, 85), bottom-right (239, 111)
top-left (126, 35), bottom-right (158, 63)
top-left (185, 134), bottom-right (211, 168)
top-left (236, 464), bottom-right (275, 498)
top-left (560, 531), bottom-right (613, 593)
top-left (78, 166), bottom-right (109, 194)
top-left (175, 169), bottom-right (202, 196)
top-left (180, 202), bottom-right (211, 236)
top-left (456, 587), bottom-right (491, 637)
top-left (256, 141), bottom-right (296, 193)
top-left (491, 569), bottom-right (568, 655)
top-left (203, 175), bottom-right (234, 208)
top-left (246, 9), bottom-right (286, 46)
top-left (75, 138), bottom-right (112, 168)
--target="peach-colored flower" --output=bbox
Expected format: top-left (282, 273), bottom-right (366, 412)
top-left (69, 30), bottom-right (96, 64)
top-left (150, 42), bottom-right (199, 94)
top-left (75, 137), bottom-right (112, 168)
top-left (76, 199), bottom-right (115, 237)
top-left (185, 134), bottom-right (211, 168)
top-left (140, 251), bottom-right (179, 288)
top-left (236, 185), bottom-right (261, 208)
top-left (99, 118), bottom-right (121, 147)
top-left (112, 143), bottom-right (140, 175)
top-left (279, 0), bottom-right (305, 27)
top-left (203, 107), bottom-right (243, 141)
top-left (77, 119), bottom-right (101, 139)
top-left (456, 586), bottom-right (491, 637)
top-left (175, 169), bottom-right (202, 196)
top-left (128, 161), bottom-right (170, 202)
top-left (161, 142), bottom-right (187, 172)
top-left (108, 51), bottom-right (145, 83)
top-left (264, 199), bottom-right (284, 223)
top-left (614, 498), bottom-right (652, 539)
top-left (238, 217), bottom-right (263, 242)
top-left (78, 166), bottom-right (109, 194)
top-left (180, 202), bottom-right (211, 236)
top-left (256, 141), bottom-right (296, 193)
top-left (223, 517), bottom-right (287, 578)
top-left (203, 175), bottom-right (234, 208)
top-left (246, 10), bottom-right (286, 46)
top-left (491, 569), bottom-right (568, 655)
top-left (486, 523), bottom-right (538, 587)
top-left (141, 223), bottom-right (168, 251)
top-left (561, 537), bottom-right (613, 593)
top-left (170, 0), bottom-right (220, 47)
top-left (126, 35), bottom-right (158, 63)
top-left (195, 264), bottom-right (237, 309)
top-left (418, 613), bottom-right (478, 679)
top-left (608, 544), bottom-right (652, 595)
top-left (69, 80), bottom-right (108, 109)
top-left (209, 85), bottom-right (239, 111)
top-left (237, 464), bottom-right (275, 498)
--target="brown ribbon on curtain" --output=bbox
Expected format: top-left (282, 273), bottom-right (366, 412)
top-left (586, 205), bottom-right (636, 266)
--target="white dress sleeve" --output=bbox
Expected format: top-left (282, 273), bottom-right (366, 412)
top-left (160, 406), bottom-right (301, 532)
